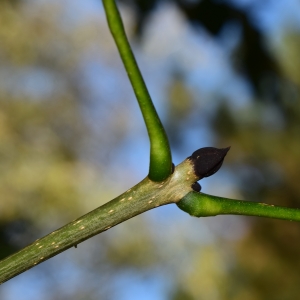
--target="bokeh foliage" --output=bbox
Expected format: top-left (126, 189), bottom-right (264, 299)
top-left (1, 0), bottom-right (300, 299)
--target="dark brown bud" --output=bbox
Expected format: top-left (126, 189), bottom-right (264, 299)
top-left (188, 147), bottom-right (230, 179)
top-left (191, 182), bottom-right (201, 192)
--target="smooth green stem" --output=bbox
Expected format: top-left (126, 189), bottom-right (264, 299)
top-left (177, 192), bottom-right (300, 221)
top-left (102, 0), bottom-right (172, 182)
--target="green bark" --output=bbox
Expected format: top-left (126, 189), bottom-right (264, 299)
top-left (103, 0), bottom-right (172, 181)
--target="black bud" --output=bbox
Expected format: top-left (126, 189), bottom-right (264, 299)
top-left (191, 182), bottom-right (201, 192)
top-left (188, 147), bottom-right (230, 179)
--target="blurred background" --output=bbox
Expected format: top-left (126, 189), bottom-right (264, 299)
top-left (0, 0), bottom-right (300, 299)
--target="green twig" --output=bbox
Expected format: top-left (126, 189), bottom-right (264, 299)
top-left (102, 0), bottom-right (172, 181)
top-left (177, 191), bottom-right (300, 221)
top-left (0, 159), bottom-right (196, 284)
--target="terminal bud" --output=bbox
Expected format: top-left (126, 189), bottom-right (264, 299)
top-left (188, 147), bottom-right (230, 179)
